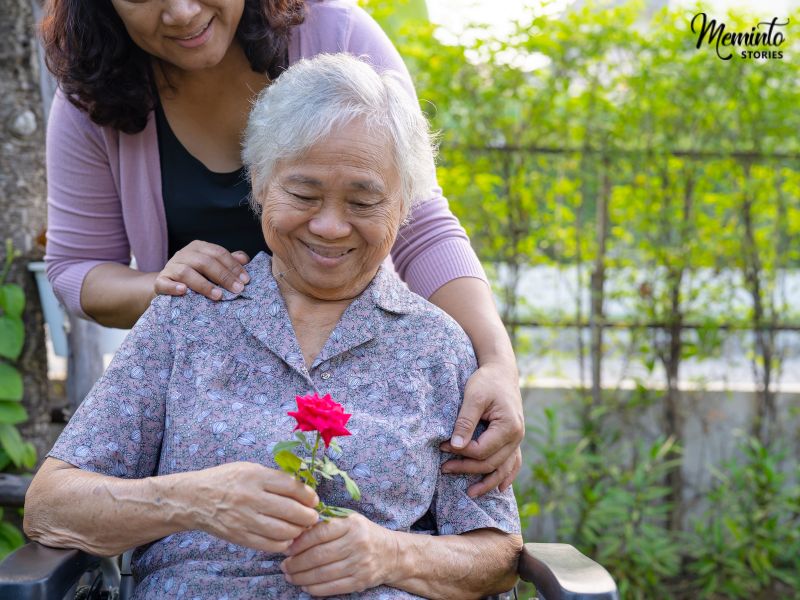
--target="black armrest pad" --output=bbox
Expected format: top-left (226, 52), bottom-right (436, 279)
top-left (0, 542), bottom-right (99, 600)
top-left (518, 543), bottom-right (619, 600)
top-left (0, 474), bottom-right (32, 507)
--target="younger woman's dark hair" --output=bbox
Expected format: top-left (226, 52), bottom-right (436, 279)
top-left (40, 1), bottom-right (306, 134)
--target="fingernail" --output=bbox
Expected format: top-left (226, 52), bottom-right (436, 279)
top-left (175, 283), bottom-right (186, 293)
top-left (279, 561), bottom-right (287, 573)
top-left (239, 273), bottom-right (250, 283)
top-left (451, 435), bottom-right (465, 448)
top-left (211, 288), bottom-right (222, 299)
top-left (232, 281), bottom-right (244, 292)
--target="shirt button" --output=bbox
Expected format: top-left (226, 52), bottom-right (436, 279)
top-left (321, 371), bottom-right (331, 380)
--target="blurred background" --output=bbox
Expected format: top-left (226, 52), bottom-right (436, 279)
top-left (365, 1), bottom-right (800, 597)
top-left (0, 0), bottom-right (798, 598)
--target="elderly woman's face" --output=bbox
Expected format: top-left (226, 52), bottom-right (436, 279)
top-left (110, 0), bottom-right (244, 73)
top-left (260, 120), bottom-right (404, 302)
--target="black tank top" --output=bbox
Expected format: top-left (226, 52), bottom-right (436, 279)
top-left (155, 103), bottom-right (269, 259)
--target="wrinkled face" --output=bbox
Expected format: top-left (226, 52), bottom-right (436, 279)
top-left (259, 120), bottom-right (405, 302)
top-left (110, 0), bottom-right (244, 73)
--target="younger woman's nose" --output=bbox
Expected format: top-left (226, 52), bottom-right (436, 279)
top-left (161, 0), bottom-right (203, 27)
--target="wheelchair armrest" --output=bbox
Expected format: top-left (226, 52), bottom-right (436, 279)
top-left (0, 473), bottom-right (32, 507)
top-left (518, 543), bottom-right (619, 600)
top-left (0, 542), bottom-right (100, 600)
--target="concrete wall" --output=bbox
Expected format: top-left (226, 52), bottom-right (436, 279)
top-left (517, 385), bottom-right (800, 530)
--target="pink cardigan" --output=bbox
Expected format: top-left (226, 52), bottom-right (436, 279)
top-left (44, 0), bottom-right (486, 319)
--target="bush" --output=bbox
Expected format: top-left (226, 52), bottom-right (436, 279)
top-left (518, 406), bottom-right (683, 599)
top-left (689, 437), bottom-right (800, 598)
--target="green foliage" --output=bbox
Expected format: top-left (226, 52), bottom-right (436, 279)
top-left (689, 437), bottom-right (800, 598)
top-left (361, 1), bottom-right (800, 596)
top-left (519, 407), bottom-right (683, 599)
top-left (0, 510), bottom-right (24, 558)
top-left (0, 240), bottom-right (37, 560)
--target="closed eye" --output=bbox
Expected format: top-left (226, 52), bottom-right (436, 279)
top-left (290, 192), bottom-right (318, 201)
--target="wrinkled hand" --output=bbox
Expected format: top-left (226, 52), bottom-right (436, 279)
top-left (440, 362), bottom-right (524, 497)
top-left (281, 512), bottom-right (396, 596)
top-left (191, 462), bottom-right (319, 553)
top-left (154, 240), bottom-right (250, 301)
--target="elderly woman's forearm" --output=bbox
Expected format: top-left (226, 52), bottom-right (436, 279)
top-left (24, 459), bottom-right (193, 556)
top-left (387, 529), bottom-right (522, 599)
top-left (81, 263), bottom-right (156, 328)
top-left (429, 278), bottom-right (516, 370)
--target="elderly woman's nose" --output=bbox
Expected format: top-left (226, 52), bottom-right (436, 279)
top-left (161, 0), bottom-right (203, 26)
top-left (307, 204), bottom-right (352, 239)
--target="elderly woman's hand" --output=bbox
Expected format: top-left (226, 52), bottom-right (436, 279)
top-left (280, 512), bottom-right (397, 596)
top-left (440, 361), bottom-right (524, 497)
top-left (154, 240), bottom-right (252, 301)
top-left (190, 462), bottom-right (320, 553)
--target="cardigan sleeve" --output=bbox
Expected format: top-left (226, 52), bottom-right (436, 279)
top-left (343, 4), bottom-right (488, 298)
top-left (44, 91), bottom-right (132, 319)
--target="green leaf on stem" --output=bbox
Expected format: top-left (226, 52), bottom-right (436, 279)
top-left (321, 505), bottom-right (354, 518)
top-left (272, 440), bottom-right (300, 455)
top-left (339, 471), bottom-right (361, 501)
top-left (0, 363), bottom-right (22, 401)
top-left (0, 401), bottom-right (27, 424)
top-left (0, 285), bottom-right (24, 319)
top-left (319, 457), bottom-right (341, 477)
top-left (297, 469), bottom-right (317, 488)
top-left (0, 316), bottom-right (23, 361)
top-left (294, 431), bottom-right (308, 445)
top-left (274, 450), bottom-right (302, 474)
top-left (0, 423), bottom-right (25, 467)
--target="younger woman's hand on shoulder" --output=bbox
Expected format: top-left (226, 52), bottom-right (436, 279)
top-left (154, 240), bottom-right (251, 301)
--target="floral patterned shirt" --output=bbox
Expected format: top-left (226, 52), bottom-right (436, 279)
top-left (49, 252), bottom-right (520, 599)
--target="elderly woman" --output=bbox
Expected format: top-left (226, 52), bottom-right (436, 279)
top-left (25, 54), bottom-right (522, 599)
top-left (43, 0), bottom-right (523, 500)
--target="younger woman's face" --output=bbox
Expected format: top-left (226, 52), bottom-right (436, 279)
top-left (110, 1), bottom-right (245, 73)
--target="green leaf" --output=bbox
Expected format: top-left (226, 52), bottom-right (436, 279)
top-left (0, 401), bottom-right (27, 424)
top-left (273, 450), bottom-right (302, 475)
top-left (297, 469), bottom-right (317, 487)
top-left (319, 457), bottom-right (341, 477)
top-left (0, 316), bottom-right (23, 361)
top-left (0, 423), bottom-right (25, 467)
top-left (0, 363), bottom-right (22, 401)
top-left (320, 505), bottom-right (354, 518)
top-left (21, 442), bottom-right (36, 469)
top-left (339, 471), bottom-right (361, 501)
top-left (0, 449), bottom-right (10, 471)
top-left (272, 440), bottom-right (300, 456)
top-left (0, 285), bottom-right (24, 319)
top-left (0, 521), bottom-right (24, 559)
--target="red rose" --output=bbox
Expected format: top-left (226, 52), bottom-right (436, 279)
top-left (287, 392), bottom-right (352, 447)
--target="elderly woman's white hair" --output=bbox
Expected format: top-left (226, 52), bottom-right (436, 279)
top-left (242, 53), bottom-right (437, 216)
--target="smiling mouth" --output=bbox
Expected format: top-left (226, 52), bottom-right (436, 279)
top-left (175, 19), bottom-right (212, 40)
top-left (303, 242), bottom-right (354, 259)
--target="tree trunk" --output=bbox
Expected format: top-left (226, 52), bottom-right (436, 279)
top-left (0, 0), bottom-right (55, 463)
top-left (739, 161), bottom-right (777, 446)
